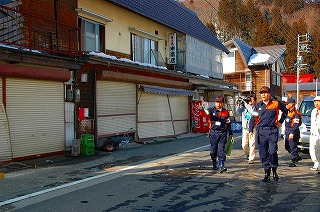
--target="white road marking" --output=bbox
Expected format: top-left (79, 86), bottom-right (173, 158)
top-left (0, 135), bottom-right (242, 207)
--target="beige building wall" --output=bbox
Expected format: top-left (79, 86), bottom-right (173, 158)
top-left (78, 0), bottom-right (176, 60)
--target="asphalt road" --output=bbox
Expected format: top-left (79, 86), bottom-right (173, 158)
top-left (0, 133), bottom-right (319, 211)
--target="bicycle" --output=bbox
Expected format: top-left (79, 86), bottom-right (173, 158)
top-left (101, 127), bottom-right (133, 151)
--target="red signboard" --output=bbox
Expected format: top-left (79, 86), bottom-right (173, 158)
top-left (282, 74), bottom-right (315, 83)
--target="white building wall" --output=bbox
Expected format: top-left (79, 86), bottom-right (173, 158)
top-left (185, 35), bottom-right (223, 79)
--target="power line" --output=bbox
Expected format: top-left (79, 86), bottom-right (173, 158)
top-left (200, 0), bottom-right (307, 69)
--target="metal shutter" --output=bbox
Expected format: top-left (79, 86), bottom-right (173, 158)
top-left (6, 78), bottom-right (65, 159)
top-left (137, 91), bottom-right (175, 139)
top-left (168, 95), bottom-right (189, 135)
top-left (0, 79), bottom-right (12, 162)
top-left (97, 81), bottom-right (136, 137)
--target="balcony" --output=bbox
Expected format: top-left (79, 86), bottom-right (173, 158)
top-left (234, 81), bottom-right (257, 93)
top-left (0, 5), bottom-right (81, 57)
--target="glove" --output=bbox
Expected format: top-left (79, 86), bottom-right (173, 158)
top-left (289, 133), bottom-right (294, 140)
top-left (249, 132), bottom-right (254, 140)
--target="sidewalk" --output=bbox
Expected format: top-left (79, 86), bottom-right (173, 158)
top-left (0, 133), bottom-right (206, 175)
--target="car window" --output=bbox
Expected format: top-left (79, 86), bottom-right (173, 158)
top-left (299, 101), bottom-right (315, 116)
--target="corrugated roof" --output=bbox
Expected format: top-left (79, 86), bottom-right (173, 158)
top-left (141, 85), bottom-right (194, 96)
top-left (227, 37), bottom-right (286, 67)
top-left (108, 0), bottom-right (229, 53)
top-left (254, 45), bottom-right (286, 65)
top-left (232, 37), bottom-right (256, 67)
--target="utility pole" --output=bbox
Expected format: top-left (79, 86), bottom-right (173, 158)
top-left (296, 33), bottom-right (312, 104)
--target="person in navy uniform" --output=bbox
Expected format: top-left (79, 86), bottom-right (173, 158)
top-left (249, 86), bottom-right (287, 182)
top-left (284, 98), bottom-right (302, 167)
top-left (205, 96), bottom-right (233, 173)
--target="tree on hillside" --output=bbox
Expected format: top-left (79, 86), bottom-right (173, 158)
top-left (252, 18), bottom-right (273, 46)
top-left (283, 0), bottom-right (305, 14)
top-left (311, 30), bottom-right (320, 77)
top-left (269, 7), bottom-right (288, 45)
top-left (180, 0), bottom-right (320, 76)
top-left (217, 0), bottom-right (254, 42)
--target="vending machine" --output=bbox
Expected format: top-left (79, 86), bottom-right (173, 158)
top-left (190, 101), bottom-right (210, 133)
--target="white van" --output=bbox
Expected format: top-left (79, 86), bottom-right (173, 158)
top-left (298, 96), bottom-right (315, 151)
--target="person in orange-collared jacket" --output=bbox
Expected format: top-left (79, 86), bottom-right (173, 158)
top-left (284, 98), bottom-right (302, 167)
top-left (204, 96), bottom-right (233, 173)
top-left (249, 86), bottom-right (288, 182)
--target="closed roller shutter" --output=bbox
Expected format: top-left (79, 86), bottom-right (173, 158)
top-left (0, 79), bottom-right (12, 162)
top-left (168, 95), bottom-right (189, 135)
top-left (97, 81), bottom-right (136, 137)
top-left (138, 91), bottom-right (174, 139)
top-left (6, 78), bottom-right (65, 159)
top-left (138, 88), bottom-right (190, 139)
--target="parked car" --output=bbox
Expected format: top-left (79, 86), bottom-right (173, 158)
top-left (298, 96), bottom-right (315, 151)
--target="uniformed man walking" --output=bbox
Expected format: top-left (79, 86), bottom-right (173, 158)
top-left (284, 98), bottom-right (302, 167)
top-left (249, 86), bottom-right (287, 182)
top-left (205, 96), bottom-right (233, 173)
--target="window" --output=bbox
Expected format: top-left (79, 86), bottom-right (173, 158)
top-left (271, 62), bottom-right (281, 86)
top-left (80, 18), bottom-right (105, 52)
top-left (131, 34), bottom-right (158, 65)
top-left (245, 72), bottom-right (252, 90)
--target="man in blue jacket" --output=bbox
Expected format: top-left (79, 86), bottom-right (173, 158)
top-left (249, 86), bottom-right (287, 182)
top-left (205, 96), bottom-right (233, 173)
top-left (284, 98), bottom-right (302, 167)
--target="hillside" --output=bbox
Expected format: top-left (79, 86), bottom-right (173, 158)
top-left (178, 0), bottom-right (320, 77)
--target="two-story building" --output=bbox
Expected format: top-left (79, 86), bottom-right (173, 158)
top-left (0, 0), bottom-right (236, 162)
top-left (75, 0), bottom-right (237, 146)
top-left (0, 0), bottom-right (83, 162)
top-left (223, 37), bottom-right (286, 100)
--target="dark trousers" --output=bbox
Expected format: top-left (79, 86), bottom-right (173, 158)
top-left (209, 130), bottom-right (227, 161)
top-left (285, 133), bottom-right (300, 159)
top-left (257, 128), bottom-right (279, 170)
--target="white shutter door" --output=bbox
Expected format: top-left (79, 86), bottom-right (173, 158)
top-left (0, 77), bottom-right (12, 161)
top-left (97, 81), bottom-right (136, 137)
top-left (138, 91), bottom-right (174, 139)
top-left (169, 96), bottom-right (189, 135)
top-left (6, 78), bottom-right (65, 159)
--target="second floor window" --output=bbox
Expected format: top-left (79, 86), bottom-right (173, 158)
top-left (80, 18), bottom-right (105, 52)
top-left (131, 34), bottom-right (158, 65)
top-left (271, 63), bottom-right (281, 86)
top-left (245, 72), bottom-right (252, 90)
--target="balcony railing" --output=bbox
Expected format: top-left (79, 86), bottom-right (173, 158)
top-left (0, 5), bottom-right (81, 57)
top-left (234, 81), bottom-right (257, 92)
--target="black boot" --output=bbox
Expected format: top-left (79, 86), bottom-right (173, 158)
top-left (262, 168), bottom-right (271, 182)
top-left (296, 155), bottom-right (302, 162)
top-left (272, 167), bottom-right (279, 181)
top-left (210, 154), bottom-right (217, 170)
top-left (288, 159), bottom-right (296, 167)
top-left (219, 160), bottom-right (227, 173)
top-left (212, 161), bottom-right (217, 170)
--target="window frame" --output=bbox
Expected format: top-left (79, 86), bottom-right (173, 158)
top-left (79, 17), bottom-right (105, 52)
top-left (131, 33), bottom-right (158, 65)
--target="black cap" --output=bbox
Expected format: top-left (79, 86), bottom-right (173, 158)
top-left (259, 86), bottom-right (271, 94)
top-left (287, 98), bottom-right (295, 104)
